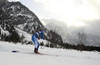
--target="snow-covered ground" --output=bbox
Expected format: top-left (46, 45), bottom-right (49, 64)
top-left (0, 41), bottom-right (100, 65)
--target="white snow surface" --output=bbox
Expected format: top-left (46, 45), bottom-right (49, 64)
top-left (0, 41), bottom-right (100, 65)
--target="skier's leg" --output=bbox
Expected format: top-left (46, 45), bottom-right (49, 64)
top-left (32, 37), bottom-right (38, 53)
top-left (34, 39), bottom-right (39, 53)
top-left (32, 38), bottom-right (37, 49)
top-left (37, 42), bottom-right (39, 51)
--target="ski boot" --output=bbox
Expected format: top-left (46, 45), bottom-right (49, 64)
top-left (34, 48), bottom-right (39, 54)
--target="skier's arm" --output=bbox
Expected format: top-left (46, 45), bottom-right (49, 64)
top-left (36, 32), bottom-right (40, 39)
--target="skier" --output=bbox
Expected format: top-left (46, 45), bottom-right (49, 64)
top-left (32, 30), bottom-right (44, 53)
top-left (32, 30), bottom-right (40, 53)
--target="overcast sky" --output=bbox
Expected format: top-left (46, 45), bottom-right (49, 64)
top-left (8, 0), bottom-right (100, 36)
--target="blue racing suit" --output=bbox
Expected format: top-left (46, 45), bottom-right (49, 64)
top-left (32, 32), bottom-right (39, 51)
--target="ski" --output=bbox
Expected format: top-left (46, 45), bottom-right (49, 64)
top-left (37, 53), bottom-right (59, 57)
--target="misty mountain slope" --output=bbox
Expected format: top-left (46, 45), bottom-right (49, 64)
top-left (42, 19), bottom-right (100, 47)
top-left (2, 2), bottom-right (45, 32)
top-left (42, 19), bottom-right (68, 40)
top-left (0, 1), bottom-right (44, 33)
